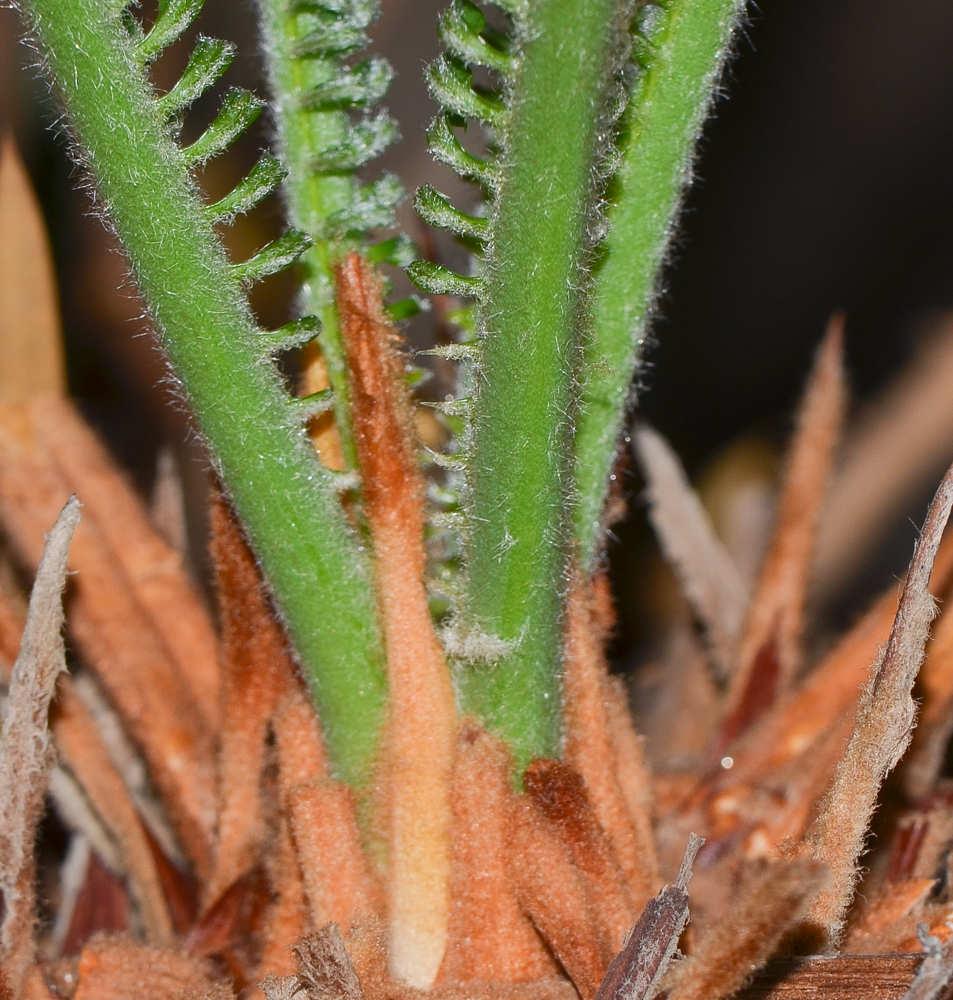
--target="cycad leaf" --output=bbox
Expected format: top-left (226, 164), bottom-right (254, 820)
top-left (439, 0), bottom-right (515, 74)
top-left (156, 37), bottom-right (235, 119)
top-left (230, 229), bottom-right (313, 283)
top-left (426, 115), bottom-right (496, 186)
top-left (181, 88), bottom-right (265, 166)
top-left (414, 184), bottom-right (488, 240)
top-left (310, 111), bottom-right (398, 172)
top-left (298, 58), bottom-right (393, 111)
top-left (138, 0), bottom-right (206, 61)
top-left (407, 261), bottom-right (484, 298)
top-left (258, 315), bottom-right (320, 352)
top-left (205, 153), bottom-right (287, 222)
top-left (428, 56), bottom-right (504, 126)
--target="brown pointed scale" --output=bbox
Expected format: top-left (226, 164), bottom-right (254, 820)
top-left (524, 759), bottom-right (636, 954)
top-left (336, 253), bottom-right (457, 988)
top-left (254, 814), bottom-right (310, 987)
top-left (792, 462), bottom-right (953, 950)
top-left (52, 683), bottom-right (175, 946)
top-left (30, 394), bottom-right (220, 728)
top-left (666, 858), bottom-right (828, 1000)
top-left (713, 319), bottom-right (847, 759)
top-left (204, 489), bottom-right (298, 909)
top-left (0, 137), bottom-right (66, 404)
top-left (0, 544), bottom-right (173, 946)
top-left (901, 578), bottom-right (953, 798)
top-left (272, 686), bottom-right (379, 934)
top-left (0, 413), bottom-right (216, 875)
top-left (691, 518), bottom-right (953, 816)
top-left (506, 794), bottom-right (609, 999)
top-left (439, 722), bottom-right (556, 985)
top-left (0, 500), bottom-right (78, 996)
top-left (594, 835), bottom-right (701, 1000)
top-left (563, 571), bottom-right (658, 902)
top-left (815, 315), bottom-right (953, 603)
top-left (632, 425), bottom-right (749, 682)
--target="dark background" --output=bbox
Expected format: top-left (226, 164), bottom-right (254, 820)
top-left (3, 0), bottom-right (953, 656)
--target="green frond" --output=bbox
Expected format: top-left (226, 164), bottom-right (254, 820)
top-left (204, 153), bottom-right (287, 222)
top-left (426, 115), bottom-right (497, 186)
top-left (258, 0), bottom-right (403, 478)
top-left (407, 261), bottom-right (484, 298)
top-left (258, 315), bottom-right (321, 352)
top-left (428, 57), bottom-right (505, 126)
top-left (156, 37), bottom-right (236, 119)
top-left (414, 185), bottom-right (488, 241)
top-left (298, 58), bottom-right (393, 110)
top-left (289, 387), bottom-right (335, 420)
top-left (328, 173), bottom-right (401, 234)
top-left (308, 112), bottom-right (398, 172)
top-left (21, 0), bottom-right (388, 787)
top-left (230, 229), bottom-right (313, 283)
top-left (417, 343), bottom-right (480, 361)
top-left (181, 88), bottom-right (265, 165)
top-left (438, 0), bottom-right (516, 74)
top-left (137, 0), bottom-right (206, 61)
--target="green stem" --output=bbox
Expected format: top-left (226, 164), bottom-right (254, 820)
top-left (19, 0), bottom-right (387, 787)
top-left (573, 0), bottom-right (746, 566)
top-left (258, 0), bottom-right (366, 472)
top-left (459, 0), bottom-right (626, 771)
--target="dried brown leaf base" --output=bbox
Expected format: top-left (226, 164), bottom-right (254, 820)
top-left (5, 142), bottom-right (953, 1000)
top-left (0, 365), bottom-right (943, 1000)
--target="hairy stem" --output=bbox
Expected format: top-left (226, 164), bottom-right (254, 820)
top-left (574, 0), bottom-right (746, 566)
top-left (18, 0), bottom-right (387, 787)
top-left (460, 0), bottom-right (627, 770)
top-left (258, 0), bottom-right (396, 473)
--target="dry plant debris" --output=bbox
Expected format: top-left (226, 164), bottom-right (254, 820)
top-left (5, 137), bottom-right (953, 1000)
top-left (0, 498), bottom-right (79, 998)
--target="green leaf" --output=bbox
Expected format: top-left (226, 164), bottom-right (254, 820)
top-left (574, 0), bottom-right (747, 567)
top-left (407, 261), bottom-right (484, 298)
top-left (204, 153), bottom-right (287, 222)
top-left (438, 0), bottom-right (516, 74)
top-left (230, 229), bottom-right (313, 283)
top-left (414, 184), bottom-right (488, 241)
top-left (181, 88), bottom-right (265, 165)
top-left (156, 36), bottom-right (235, 119)
top-left (138, 0), bottom-right (206, 61)
top-left (428, 56), bottom-right (505, 126)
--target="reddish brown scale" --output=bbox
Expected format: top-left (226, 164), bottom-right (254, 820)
top-left (506, 796), bottom-right (609, 999)
top-left (73, 937), bottom-right (233, 1000)
top-left (186, 866), bottom-right (270, 988)
top-left (715, 320), bottom-right (846, 756)
top-left (30, 394), bottom-right (221, 729)
top-left (708, 636), bottom-right (781, 766)
top-left (143, 826), bottom-right (199, 936)
top-left (886, 819), bottom-right (931, 883)
top-left (61, 854), bottom-right (130, 957)
top-left (562, 573), bottom-right (658, 902)
top-left (52, 682), bottom-right (174, 945)
top-left (523, 760), bottom-right (636, 954)
top-left (439, 724), bottom-right (556, 985)
top-left (336, 253), bottom-right (456, 987)
top-left (254, 814), bottom-right (311, 989)
top-left (0, 414), bottom-right (216, 875)
top-left (204, 490), bottom-right (299, 910)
